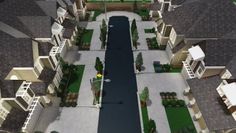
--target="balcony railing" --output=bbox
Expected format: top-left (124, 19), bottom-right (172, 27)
top-left (22, 97), bottom-right (40, 131)
top-left (182, 61), bottom-right (195, 79)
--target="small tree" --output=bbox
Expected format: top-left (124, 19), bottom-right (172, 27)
top-left (91, 78), bottom-right (101, 104)
top-left (135, 52), bottom-right (143, 71)
top-left (95, 57), bottom-right (103, 73)
top-left (146, 119), bottom-right (156, 133)
top-left (131, 19), bottom-right (137, 33)
top-left (140, 87), bottom-right (149, 107)
top-left (100, 19), bottom-right (107, 49)
top-left (132, 28), bottom-right (139, 49)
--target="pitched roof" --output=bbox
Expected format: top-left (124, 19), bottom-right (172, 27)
top-left (38, 68), bottom-right (56, 86)
top-left (0, 80), bottom-right (24, 98)
top-left (30, 82), bottom-right (48, 96)
top-left (38, 42), bottom-right (54, 56)
top-left (18, 16), bottom-right (53, 38)
top-left (187, 76), bottom-right (236, 131)
top-left (162, 0), bottom-right (236, 38)
top-left (0, 108), bottom-right (29, 133)
top-left (197, 39), bottom-right (236, 66)
top-left (226, 56), bottom-right (236, 79)
top-left (36, 0), bottom-right (57, 19)
top-left (171, 0), bottom-right (185, 5)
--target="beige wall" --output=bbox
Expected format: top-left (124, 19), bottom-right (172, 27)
top-left (6, 68), bottom-right (39, 82)
top-left (201, 67), bottom-right (224, 78)
top-left (32, 40), bottom-right (39, 63)
top-left (1, 101), bottom-right (12, 112)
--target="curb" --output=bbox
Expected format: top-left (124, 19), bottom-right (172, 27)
top-left (137, 93), bottom-right (145, 133)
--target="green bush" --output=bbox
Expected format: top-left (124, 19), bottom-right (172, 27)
top-left (162, 100), bottom-right (168, 107)
top-left (170, 100), bottom-right (177, 107)
top-left (146, 119), bottom-right (156, 133)
top-left (177, 100), bottom-right (185, 107)
top-left (51, 131), bottom-right (59, 133)
top-left (59, 102), bottom-right (65, 107)
top-left (71, 102), bottom-right (77, 107)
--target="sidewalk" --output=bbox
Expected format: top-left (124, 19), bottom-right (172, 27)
top-left (96, 11), bottom-right (142, 21)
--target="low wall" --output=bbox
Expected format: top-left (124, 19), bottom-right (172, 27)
top-left (86, 2), bottom-right (151, 11)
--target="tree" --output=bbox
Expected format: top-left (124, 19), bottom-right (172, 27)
top-left (91, 78), bottom-right (101, 104)
top-left (135, 52), bottom-right (143, 71)
top-left (132, 28), bottom-right (139, 49)
top-left (95, 57), bottom-right (103, 73)
top-left (140, 87), bottom-right (149, 107)
top-left (100, 19), bottom-right (107, 49)
top-left (146, 119), bottom-right (156, 133)
top-left (131, 19), bottom-right (137, 34)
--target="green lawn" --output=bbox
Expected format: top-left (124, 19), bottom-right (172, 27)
top-left (81, 29), bottom-right (93, 44)
top-left (67, 65), bottom-right (85, 93)
top-left (165, 107), bottom-right (197, 133)
top-left (92, 10), bottom-right (103, 21)
top-left (141, 106), bottom-right (149, 133)
top-left (170, 66), bottom-right (182, 73)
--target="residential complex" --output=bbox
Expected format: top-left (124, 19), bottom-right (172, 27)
top-left (0, 0), bottom-right (83, 132)
top-left (0, 0), bottom-right (236, 132)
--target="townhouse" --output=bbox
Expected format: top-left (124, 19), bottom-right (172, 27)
top-left (156, 0), bottom-right (236, 66)
top-left (0, 0), bottom-right (79, 132)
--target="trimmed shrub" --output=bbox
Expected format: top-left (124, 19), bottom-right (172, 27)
top-left (71, 102), bottom-right (77, 107)
top-left (162, 100), bottom-right (168, 107)
top-left (146, 119), bottom-right (156, 133)
top-left (59, 102), bottom-right (65, 107)
top-left (177, 100), bottom-right (185, 107)
top-left (170, 100), bottom-right (177, 107)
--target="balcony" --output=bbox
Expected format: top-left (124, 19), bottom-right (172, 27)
top-left (182, 61), bottom-right (195, 79)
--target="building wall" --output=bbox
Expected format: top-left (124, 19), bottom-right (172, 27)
top-left (201, 67), bottom-right (224, 78)
top-left (25, 102), bottom-right (43, 133)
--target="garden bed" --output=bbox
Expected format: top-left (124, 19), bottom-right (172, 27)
top-left (153, 62), bottom-right (182, 73)
top-left (59, 65), bottom-right (85, 107)
top-left (144, 28), bottom-right (155, 33)
top-left (160, 92), bottom-right (197, 133)
top-left (76, 28), bottom-right (94, 50)
top-left (146, 38), bottom-right (166, 50)
top-left (139, 95), bottom-right (150, 133)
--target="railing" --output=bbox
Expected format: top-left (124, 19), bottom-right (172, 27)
top-left (22, 97), bottom-right (40, 131)
top-left (182, 61), bottom-right (195, 79)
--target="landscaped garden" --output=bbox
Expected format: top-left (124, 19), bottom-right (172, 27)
top-left (160, 92), bottom-right (197, 133)
top-left (153, 61), bottom-right (182, 73)
top-left (75, 27), bottom-right (93, 50)
top-left (58, 59), bottom-right (85, 107)
top-left (140, 87), bottom-right (156, 133)
top-left (146, 37), bottom-right (166, 50)
top-left (134, 9), bottom-right (150, 21)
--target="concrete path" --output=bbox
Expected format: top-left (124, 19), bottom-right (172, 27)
top-left (96, 11), bottom-right (142, 21)
top-left (86, 22), bottom-right (104, 50)
top-left (136, 73), bottom-right (188, 133)
top-left (73, 51), bottom-right (105, 106)
top-left (45, 107), bottom-right (99, 133)
top-left (136, 21), bottom-right (157, 50)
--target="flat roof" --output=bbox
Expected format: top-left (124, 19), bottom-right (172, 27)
top-left (221, 83), bottom-right (236, 106)
top-left (188, 45), bottom-right (205, 61)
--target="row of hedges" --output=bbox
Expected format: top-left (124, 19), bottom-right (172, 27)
top-left (153, 62), bottom-right (182, 73)
top-left (160, 92), bottom-right (177, 100)
top-left (162, 99), bottom-right (185, 108)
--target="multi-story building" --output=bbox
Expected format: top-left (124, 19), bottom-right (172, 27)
top-left (156, 0), bottom-right (236, 66)
top-left (0, 0), bottom-right (79, 132)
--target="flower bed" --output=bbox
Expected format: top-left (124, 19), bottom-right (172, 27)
top-left (59, 65), bottom-right (85, 107)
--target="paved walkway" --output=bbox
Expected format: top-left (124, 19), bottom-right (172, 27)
top-left (86, 22), bottom-right (104, 50)
top-left (96, 11), bottom-right (142, 21)
top-left (136, 21), bottom-right (157, 50)
top-left (45, 107), bottom-right (99, 133)
top-left (136, 73), bottom-right (188, 133)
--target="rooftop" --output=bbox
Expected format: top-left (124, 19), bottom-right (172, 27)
top-left (187, 76), bottom-right (236, 131)
top-left (221, 83), bottom-right (236, 106)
